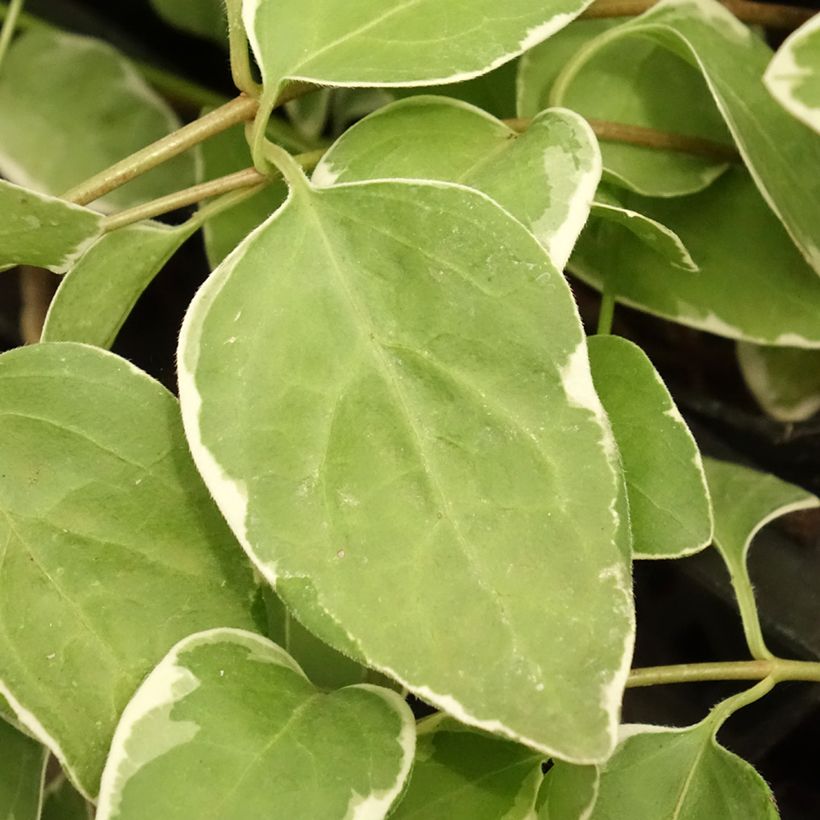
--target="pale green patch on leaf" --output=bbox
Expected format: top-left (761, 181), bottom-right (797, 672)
top-left (0, 343), bottom-right (261, 799)
top-left (0, 719), bottom-right (47, 820)
top-left (97, 628), bottom-right (415, 820)
top-left (737, 343), bottom-right (820, 423)
top-left (562, 0), bottom-right (820, 273)
top-left (588, 336), bottom-right (712, 559)
top-left (42, 221), bottom-right (197, 348)
top-left (178, 172), bottom-right (634, 762)
top-left (542, 719), bottom-right (779, 819)
top-left (149, 0), bottom-right (227, 42)
top-left (392, 715), bottom-right (543, 820)
top-left (196, 122), bottom-right (288, 268)
top-left (765, 15), bottom-right (820, 135)
top-left (517, 19), bottom-right (731, 197)
top-left (313, 96), bottom-right (601, 269)
top-left (570, 167), bottom-right (820, 348)
top-left (0, 180), bottom-right (102, 273)
top-left (243, 0), bottom-right (594, 94)
top-left (0, 30), bottom-right (193, 211)
top-left (703, 457), bottom-right (819, 659)
top-left (42, 775), bottom-right (94, 820)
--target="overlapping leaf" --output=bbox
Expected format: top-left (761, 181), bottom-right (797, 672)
top-left (765, 15), bottom-right (820, 135)
top-left (42, 776), bottom-right (93, 820)
top-left (0, 343), bottom-right (260, 798)
top-left (559, 0), bottom-right (820, 273)
top-left (704, 457), bottom-right (819, 658)
top-left (179, 167), bottom-right (634, 761)
top-left (96, 629), bottom-right (415, 820)
top-left (737, 344), bottom-right (820, 423)
top-left (0, 719), bottom-right (47, 820)
top-left (313, 96), bottom-right (601, 268)
top-left (517, 19), bottom-right (732, 197)
top-left (149, 0), bottom-right (226, 42)
top-left (392, 716), bottom-right (543, 820)
top-left (0, 30), bottom-right (193, 210)
top-left (588, 336), bottom-right (712, 558)
top-left (0, 180), bottom-right (102, 273)
top-left (571, 167), bottom-right (820, 347)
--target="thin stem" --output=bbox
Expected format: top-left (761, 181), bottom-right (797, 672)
top-left (225, 0), bottom-right (260, 96)
top-left (730, 563), bottom-right (774, 661)
top-left (708, 676), bottom-right (775, 724)
top-left (579, 0), bottom-right (814, 30)
top-left (62, 95), bottom-right (258, 206)
top-left (0, 0), bottom-right (23, 70)
top-left (597, 288), bottom-right (616, 335)
top-left (627, 658), bottom-right (820, 688)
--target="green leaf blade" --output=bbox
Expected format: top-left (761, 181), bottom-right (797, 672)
top-left (96, 628), bottom-right (415, 820)
top-left (179, 178), bottom-right (634, 761)
top-left (0, 720), bottom-right (47, 820)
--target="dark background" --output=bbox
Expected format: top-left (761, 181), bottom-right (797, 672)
top-left (2, 1), bottom-right (820, 816)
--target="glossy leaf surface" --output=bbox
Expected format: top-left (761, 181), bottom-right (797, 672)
top-left (42, 222), bottom-right (197, 348)
top-left (314, 96), bottom-right (601, 269)
top-left (570, 167), bottom-right (820, 347)
top-left (517, 19), bottom-right (731, 196)
top-left (588, 336), bottom-right (712, 558)
top-left (0, 180), bottom-right (102, 273)
top-left (0, 344), bottom-right (260, 799)
top-left (179, 172), bottom-right (634, 762)
top-left (392, 716), bottom-right (543, 820)
top-left (737, 344), bottom-right (820, 423)
top-left (97, 629), bottom-right (415, 820)
top-left (0, 719), bottom-right (47, 820)
top-left (0, 30), bottom-right (193, 210)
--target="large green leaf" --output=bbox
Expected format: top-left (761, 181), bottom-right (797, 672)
top-left (558, 0), bottom-right (820, 273)
top-left (0, 720), bottom-right (47, 820)
top-left (313, 96), bottom-right (601, 269)
top-left (96, 628), bottom-right (415, 820)
top-left (42, 776), bottom-right (93, 820)
top-left (178, 167), bottom-right (634, 762)
top-left (765, 15), bottom-right (820, 135)
top-left (0, 30), bottom-right (193, 210)
top-left (570, 167), bottom-right (820, 347)
top-left (0, 180), bottom-right (102, 273)
top-left (42, 222), bottom-right (197, 348)
top-left (392, 716), bottom-right (543, 820)
top-left (704, 457), bottom-right (819, 659)
top-left (588, 336), bottom-right (712, 559)
top-left (243, 0), bottom-right (594, 94)
top-left (541, 718), bottom-right (779, 818)
top-left (197, 122), bottom-right (288, 269)
top-left (737, 344), bottom-right (820, 423)
top-left (149, 0), bottom-right (227, 42)
top-left (517, 19), bottom-right (731, 197)
top-left (0, 343), bottom-right (260, 799)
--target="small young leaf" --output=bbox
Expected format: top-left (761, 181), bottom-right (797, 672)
top-left (703, 457), bottom-right (820, 659)
top-left (737, 344), bottom-right (820, 423)
top-left (42, 221), bottom-right (197, 348)
top-left (196, 123), bottom-right (287, 268)
top-left (0, 30), bottom-right (193, 210)
top-left (0, 343), bottom-right (261, 799)
top-left (391, 716), bottom-right (543, 820)
top-left (42, 775), bottom-right (94, 820)
top-left (571, 167), bottom-right (820, 348)
top-left (96, 628), bottom-right (415, 820)
top-left (588, 336), bottom-right (712, 559)
top-left (313, 96), bottom-right (601, 268)
top-left (517, 19), bottom-right (731, 197)
top-left (0, 180), bottom-right (102, 273)
top-left (244, 0), bottom-right (595, 94)
top-left (179, 173), bottom-right (634, 762)
top-left (765, 15), bottom-right (820, 135)
top-left (149, 0), bottom-right (227, 42)
top-left (0, 719), bottom-right (48, 820)
top-left (562, 0), bottom-right (820, 274)
top-left (542, 720), bottom-right (779, 819)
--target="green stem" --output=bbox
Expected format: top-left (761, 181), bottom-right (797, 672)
top-left (597, 288), bottom-right (616, 335)
top-left (708, 676), bottom-right (775, 724)
top-left (62, 95), bottom-right (258, 206)
top-left (627, 658), bottom-right (820, 688)
top-left (730, 563), bottom-right (774, 661)
top-left (0, 0), bottom-right (23, 71)
top-left (225, 0), bottom-right (260, 96)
